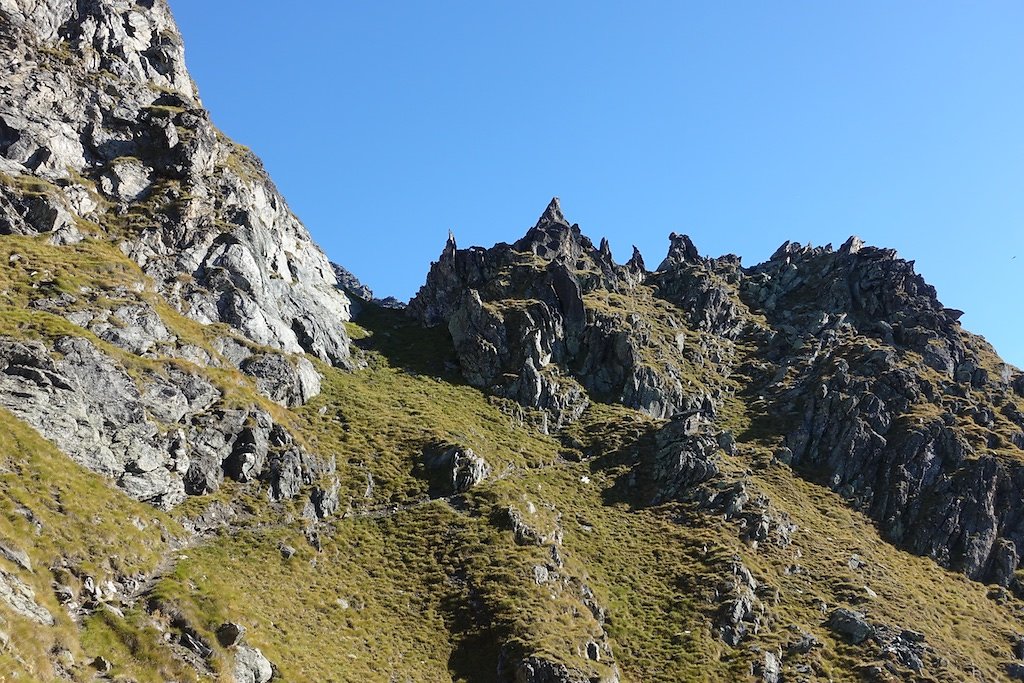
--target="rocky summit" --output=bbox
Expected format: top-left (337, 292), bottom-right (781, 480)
top-left (1, 2), bottom-right (1024, 682)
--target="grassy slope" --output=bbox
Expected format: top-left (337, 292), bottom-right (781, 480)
top-left (149, 309), bottom-right (1024, 682)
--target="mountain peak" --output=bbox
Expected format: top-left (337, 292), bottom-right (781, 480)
top-left (537, 196), bottom-right (568, 227)
top-left (512, 197), bottom-right (595, 262)
top-left (657, 232), bottom-right (701, 270)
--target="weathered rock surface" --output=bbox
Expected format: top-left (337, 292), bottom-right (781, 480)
top-left (423, 444), bottom-right (491, 494)
top-left (0, 568), bottom-right (53, 625)
top-left (753, 240), bottom-right (1024, 583)
top-left (233, 645), bottom-right (273, 683)
top-left (0, 0), bottom-right (351, 364)
top-left (239, 353), bottom-right (321, 408)
top-left (826, 608), bottom-right (934, 674)
top-left (410, 199), bottom-right (726, 425)
top-left (0, 335), bottom-right (319, 508)
top-left (497, 649), bottom-right (618, 683)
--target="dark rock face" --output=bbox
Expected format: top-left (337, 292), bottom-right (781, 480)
top-left (758, 240), bottom-right (1024, 583)
top-left (651, 233), bottom-right (752, 340)
top-left (496, 655), bottom-right (588, 683)
top-left (215, 622), bottom-right (246, 648)
top-left (826, 609), bottom-right (935, 674)
top-left (410, 199), bottom-right (727, 425)
top-left (827, 608), bottom-right (874, 644)
top-left (785, 346), bottom-right (1024, 582)
top-left (497, 649), bottom-right (618, 683)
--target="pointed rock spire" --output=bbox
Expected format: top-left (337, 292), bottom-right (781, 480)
top-left (839, 235), bottom-right (864, 256)
top-left (657, 233), bottom-right (700, 271)
top-left (537, 197), bottom-right (568, 228)
top-left (514, 197), bottom-right (594, 262)
top-left (626, 245), bottom-right (646, 272)
top-left (441, 229), bottom-right (458, 264)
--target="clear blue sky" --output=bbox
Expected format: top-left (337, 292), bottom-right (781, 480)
top-left (168, 1), bottom-right (1024, 367)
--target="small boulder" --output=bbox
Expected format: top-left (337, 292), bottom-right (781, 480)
top-left (717, 430), bottom-right (737, 455)
top-left (216, 622), bottom-right (247, 647)
top-left (424, 444), bottom-right (491, 494)
top-left (827, 608), bottom-right (874, 644)
top-left (787, 629), bottom-right (820, 654)
top-left (532, 565), bottom-right (549, 585)
top-left (233, 645), bottom-right (273, 683)
top-left (773, 447), bottom-right (793, 465)
top-left (1013, 634), bottom-right (1024, 660)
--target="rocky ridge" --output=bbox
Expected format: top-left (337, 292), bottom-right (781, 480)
top-left (412, 197), bottom-right (1024, 589)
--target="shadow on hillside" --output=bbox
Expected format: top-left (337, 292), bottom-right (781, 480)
top-left (445, 628), bottom-right (504, 683)
top-left (351, 303), bottom-right (465, 381)
top-left (578, 421), bottom-right (662, 510)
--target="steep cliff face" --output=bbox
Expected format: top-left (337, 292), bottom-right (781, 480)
top-left (3, 2), bottom-right (1024, 683)
top-left (0, 0), bottom-right (354, 513)
top-left (0, 0), bottom-right (351, 364)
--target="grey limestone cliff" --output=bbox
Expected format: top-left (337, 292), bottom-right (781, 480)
top-left (0, 0), bottom-right (352, 364)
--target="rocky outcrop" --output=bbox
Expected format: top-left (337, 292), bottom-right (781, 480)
top-left (0, 568), bottom-right (53, 625)
top-left (714, 561), bottom-right (764, 646)
top-left (409, 200), bottom-right (1024, 587)
top-left (496, 653), bottom-right (595, 683)
top-left (410, 199), bottom-right (726, 424)
top-left (0, 336), bottom-right (319, 508)
top-left (0, 0), bottom-right (351, 365)
top-left (753, 240), bottom-right (1024, 583)
top-left (651, 233), bottom-right (753, 340)
top-left (826, 608), bottom-right (934, 674)
top-left (784, 343), bottom-right (1024, 583)
top-left (239, 353), bottom-right (321, 408)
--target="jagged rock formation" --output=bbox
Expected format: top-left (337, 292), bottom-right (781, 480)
top-left (410, 198), bottom-right (724, 427)
top-left (0, 0), bottom-right (353, 510)
top-left (0, 335), bottom-right (325, 508)
top-left (413, 197), bottom-right (1024, 588)
top-left (744, 239), bottom-right (1024, 584)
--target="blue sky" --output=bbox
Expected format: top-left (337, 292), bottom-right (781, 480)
top-left (168, 1), bottom-right (1024, 367)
